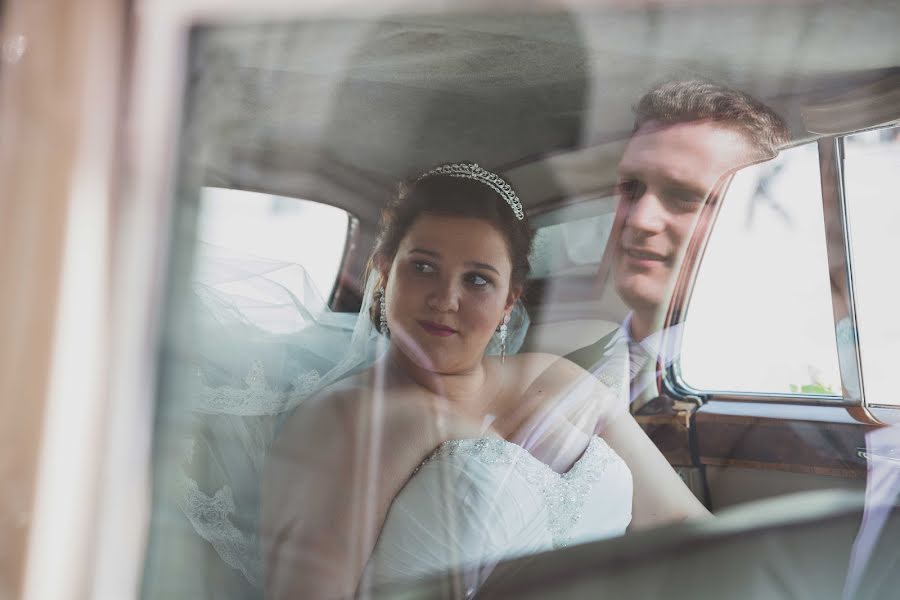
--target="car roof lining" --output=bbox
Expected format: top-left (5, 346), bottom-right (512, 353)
top-left (189, 4), bottom-right (900, 217)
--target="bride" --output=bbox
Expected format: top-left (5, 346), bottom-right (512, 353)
top-left (258, 162), bottom-right (708, 599)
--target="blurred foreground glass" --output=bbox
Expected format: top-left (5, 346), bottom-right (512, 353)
top-left (843, 126), bottom-right (900, 407)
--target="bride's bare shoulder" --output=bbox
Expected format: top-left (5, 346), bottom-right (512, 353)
top-left (275, 375), bottom-right (372, 443)
top-left (272, 367), bottom-right (457, 460)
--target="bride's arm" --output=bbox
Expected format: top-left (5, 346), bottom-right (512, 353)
top-left (600, 409), bottom-right (711, 528)
top-left (511, 354), bottom-right (709, 527)
top-left (261, 387), bottom-right (469, 599)
top-left (261, 394), bottom-right (378, 599)
top-left (542, 354), bottom-right (711, 527)
top-left (261, 391), bottom-right (430, 599)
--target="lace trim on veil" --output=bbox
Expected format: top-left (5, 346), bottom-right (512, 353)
top-left (192, 360), bottom-right (322, 415)
top-left (177, 457), bottom-right (263, 587)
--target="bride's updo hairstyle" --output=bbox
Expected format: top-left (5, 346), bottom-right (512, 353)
top-left (368, 167), bottom-right (534, 329)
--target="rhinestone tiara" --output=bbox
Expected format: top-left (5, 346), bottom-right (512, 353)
top-left (417, 162), bottom-right (525, 220)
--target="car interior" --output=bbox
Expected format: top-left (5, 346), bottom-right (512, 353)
top-left (132, 4), bottom-right (900, 596)
top-left (5, 0), bottom-right (899, 598)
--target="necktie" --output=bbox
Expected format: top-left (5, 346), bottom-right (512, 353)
top-left (628, 340), bottom-right (659, 412)
top-left (627, 340), bottom-right (650, 381)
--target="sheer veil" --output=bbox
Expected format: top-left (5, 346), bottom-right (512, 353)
top-left (175, 243), bottom-right (530, 591)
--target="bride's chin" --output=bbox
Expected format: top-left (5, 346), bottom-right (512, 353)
top-left (407, 351), bottom-right (456, 374)
top-left (390, 338), bottom-right (438, 371)
top-left (393, 344), bottom-right (464, 376)
top-left (390, 330), bottom-right (484, 376)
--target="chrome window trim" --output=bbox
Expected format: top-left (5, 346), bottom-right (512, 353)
top-left (821, 136), bottom-right (868, 407)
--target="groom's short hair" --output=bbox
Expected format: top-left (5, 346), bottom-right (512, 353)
top-left (632, 80), bottom-right (791, 160)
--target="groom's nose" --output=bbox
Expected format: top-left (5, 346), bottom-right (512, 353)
top-left (624, 189), bottom-right (667, 236)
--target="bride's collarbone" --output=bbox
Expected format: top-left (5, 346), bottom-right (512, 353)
top-left (330, 386), bottom-right (504, 461)
top-left (335, 356), bottom-right (586, 440)
top-left (317, 378), bottom-right (593, 479)
top-left (346, 362), bottom-right (507, 409)
top-left (328, 358), bottom-right (569, 451)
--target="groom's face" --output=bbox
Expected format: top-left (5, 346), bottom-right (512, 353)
top-left (612, 119), bottom-right (753, 315)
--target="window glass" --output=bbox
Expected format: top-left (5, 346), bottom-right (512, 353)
top-left (680, 143), bottom-right (842, 396)
top-left (197, 187), bottom-right (350, 302)
top-left (843, 126), bottom-right (900, 407)
top-left (138, 9), bottom-right (900, 600)
top-left (529, 196), bottom-right (617, 278)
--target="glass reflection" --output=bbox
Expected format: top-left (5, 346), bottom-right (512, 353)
top-left (140, 8), bottom-right (900, 600)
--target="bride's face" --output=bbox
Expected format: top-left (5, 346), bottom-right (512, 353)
top-left (383, 214), bottom-right (518, 375)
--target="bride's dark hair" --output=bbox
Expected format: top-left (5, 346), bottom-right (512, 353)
top-left (367, 172), bottom-right (534, 329)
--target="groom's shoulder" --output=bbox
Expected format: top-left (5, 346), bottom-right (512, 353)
top-left (509, 351), bottom-right (578, 370)
top-left (521, 318), bottom-right (620, 356)
top-left (507, 352), bottom-right (594, 388)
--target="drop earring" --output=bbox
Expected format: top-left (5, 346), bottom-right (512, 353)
top-left (497, 313), bottom-right (510, 363)
top-left (379, 288), bottom-right (389, 336)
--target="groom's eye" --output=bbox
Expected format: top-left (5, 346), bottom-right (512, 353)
top-left (616, 179), bottom-right (643, 202)
top-left (665, 187), bottom-right (705, 209)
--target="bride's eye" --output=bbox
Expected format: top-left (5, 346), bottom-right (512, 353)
top-left (413, 261), bottom-right (436, 275)
top-left (465, 273), bottom-right (492, 288)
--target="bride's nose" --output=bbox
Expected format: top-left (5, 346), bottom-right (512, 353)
top-left (426, 277), bottom-right (461, 312)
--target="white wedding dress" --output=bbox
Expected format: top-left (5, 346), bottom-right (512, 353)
top-left (362, 434), bottom-right (633, 595)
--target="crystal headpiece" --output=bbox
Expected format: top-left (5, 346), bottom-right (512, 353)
top-left (417, 162), bottom-right (525, 220)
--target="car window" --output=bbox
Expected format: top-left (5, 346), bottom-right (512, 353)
top-left (679, 143), bottom-right (843, 397)
top-left (529, 196), bottom-right (617, 278)
top-left (197, 187), bottom-right (351, 304)
top-left (842, 125), bottom-right (900, 407)
top-left (133, 8), bottom-right (900, 600)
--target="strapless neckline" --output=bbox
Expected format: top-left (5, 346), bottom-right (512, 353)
top-left (417, 435), bottom-right (620, 549)
top-left (423, 435), bottom-right (608, 477)
top-left (364, 434), bottom-right (632, 592)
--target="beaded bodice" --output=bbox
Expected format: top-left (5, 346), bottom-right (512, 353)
top-left (364, 435), bottom-right (633, 593)
top-left (422, 436), bottom-right (620, 548)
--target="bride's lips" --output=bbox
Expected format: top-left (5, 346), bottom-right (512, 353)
top-left (418, 320), bottom-right (457, 337)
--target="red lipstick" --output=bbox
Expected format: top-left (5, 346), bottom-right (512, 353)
top-left (418, 320), bottom-right (457, 337)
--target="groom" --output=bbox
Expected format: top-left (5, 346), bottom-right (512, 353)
top-left (564, 80), bottom-right (790, 412)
